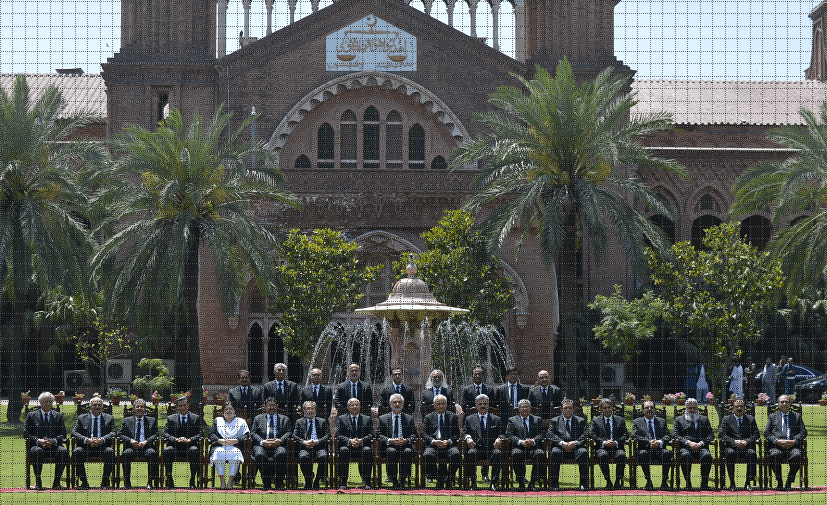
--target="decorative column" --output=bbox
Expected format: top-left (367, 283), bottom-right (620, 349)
top-left (468, 0), bottom-right (478, 38)
top-left (262, 334), bottom-right (270, 384)
top-left (445, 0), bottom-right (455, 27)
top-left (288, 0), bottom-right (298, 24)
top-left (266, 0), bottom-right (274, 35)
top-left (311, 0), bottom-right (320, 12)
top-left (242, 0), bottom-right (251, 46)
top-left (422, 0), bottom-right (433, 16)
top-left (513, 0), bottom-right (525, 62)
top-left (217, 0), bottom-right (228, 57)
top-left (490, 0), bottom-right (501, 50)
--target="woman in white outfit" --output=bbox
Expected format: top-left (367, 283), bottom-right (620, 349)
top-left (729, 360), bottom-right (744, 399)
top-left (209, 402), bottom-right (249, 488)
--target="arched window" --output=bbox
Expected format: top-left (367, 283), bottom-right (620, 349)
top-left (431, 155), bottom-right (447, 170)
top-left (295, 155), bottom-right (311, 169)
top-left (740, 215), bottom-right (772, 251)
top-left (691, 215), bottom-right (723, 250)
top-left (267, 323), bottom-right (283, 383)
top-left (247, 323), bottom-right (264, 383)
top-left (409, 123), bottom-right (425, 169)
top-left (363, 106), bottom-right (380, 168)
top-left (341, 110), bottom-right (357, 169)
top-left (318, 123), bottom-right (334, 169)
top-left (695, 194), bottom-right (720, 214)
top-left (386, 111), bottom-right (402, 169)
top-left (649, 215), bottom-right (676, 243)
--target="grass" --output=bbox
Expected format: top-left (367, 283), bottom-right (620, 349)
top-left (1, 404), bottom-right (826, 504)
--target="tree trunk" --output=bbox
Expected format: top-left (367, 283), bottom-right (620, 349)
top-left (185, 226), bottom-right (203, 394)
top-left (559, 209), bottom-right (581, 398)
top-left (4, 296), bottom-right (26, 423)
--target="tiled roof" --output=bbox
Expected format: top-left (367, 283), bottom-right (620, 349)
top-left (0, 73), bottom-right (106, 118)
top-left (631, 79), bottom-right (827, 126)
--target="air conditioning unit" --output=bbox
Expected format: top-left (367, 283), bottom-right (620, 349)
top-left (105, 359), bottom-right (132, 383)
top-left (64, 370), bottom-right (92, 391)
top-left (162, 359), bottom-right (175, 378)
top-left (600, 363), bottom-right (624, 388)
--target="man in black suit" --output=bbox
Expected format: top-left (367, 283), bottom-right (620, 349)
top-left (506, 398), bottom-right (545, 491)
top-left (162, 395), bottom-right (206, 489)
top-left (335, 363), bottom-right (373, 412)
top-left (262, 362), bottom-right (300, 416)
top-left (462, 393), bottom-right (503, 490)
top-left (590, 398), bottom-right (628, 489)
top-left (72, 396), bottom-right (116, 489)
top-left (673, 398), bottom-right (715, 490)
top-left (300, 368), bottom-right (333, 418)
top-left (765, 394), bottom-right (808, 490)
top-left (379, 367), bottom-right (415, 414)
top-left (23, 392), bottom-right (69, 490)
top-left (293, 400), bottom-right (329, 490)
top-left (250, 396), bottom-right (292, 490)
top-left (528, 369), bottom-right (562, 420)
top-left (421, 369), bottom-right (456, 412)
top-left (496, 367), bottom-right (529, 418)
top-left (460, 366), bottom-right (494, 412)
top-left (119, 398), bottom-right (159, 489)
top-left (228, 369), bottom-right (263, 419)
top-left (377, 393), bottom-right (416, 489)
top-left (719, 397), bottom-right (759, 491)
top-left (547, 399), bottom-right (589, 491)
top-left (422, 394), bottom-right (461, 489)
top-left (631, 400), bottom-right (672, 491)
top-left (335, 398), bottom-right (374, 489)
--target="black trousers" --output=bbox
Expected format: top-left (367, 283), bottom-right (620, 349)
top-left (29, 445), bottom-right (69, 480)
top-left (768, 447), bottom-right (803, 483)
top-left (298, 446), bottom-right (328, 483)
top-left (465, 447), bottom-right (502, 483)
top-left (121, 447), bottom-right (159, 481)
top-left (73, 445), bottom-right (115, 484)
top-left (636, 448), bottom-right (673, 482)
top-left (252, 445), bottom-right (288, 485)
top-left (163, 444), bottom-right (200, 476)
top-left (423, 446), bottom-right (461, 482)
top-left (338, 445), bottom-right (373, 484)
top-left (549, 447), bottom-right (588, 485)
top-left (384, 445), bottom-right (413, 481)
top-left (724, 446), bottom-right (757, 482)
top-left (510, 446), bottom-right (546, 482)
top-left (679, 448), bottom-right (712, 483)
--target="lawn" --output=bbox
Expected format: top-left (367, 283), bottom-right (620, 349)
top-left (1, 403), bottom-right (826, 504)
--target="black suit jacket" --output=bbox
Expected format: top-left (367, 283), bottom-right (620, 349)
top-left (590, 414), bottom-right (629, 448)
top-left (379, 383), bottom-right (415, 412)
top-left (631, 416), bottom-right (671, 451)
top-left (764, 410), bottom-right (807, 447)
top-left (24, 409), bottom-right (67, 447)
top-left (377, 412), bottom-right (416, 448)
top-left (335, 413), bottom-right (373, 447)
top-left (673, 415), bottom-right (715, 448)
top-left (72, 413), bottom-right (116, 448)
top-left (460, 383), bottom-right (494, 411)
top-left (227, 385), bottom-right (263, 416)
top-left (528, 385), bottom-right (562, 418)
top-left (719, 414), bottom-right (760, 449)
top-left (335, 381), bottom-right (373, 411)
top-left (496, 382), bottom-right (530, 416)
top-left (162, 412), bottom-right (206, 447)
top-left (422, 410), bottom-right (461, 446)
top-left (463, 412), bottom-right (503, 450)
top-left (250, 413), bottom-right (292, 446)
top-left (300, 384), bottom-right (333, 417)
top-left (547, 414), bottom-right (588, 448)
top-left (118, 415), bottom-right (159, 446)
top-left (506, 414), bottom-right (545, 449)
top-left (262, 380), bottom-right (300, 414)
top-left (420, 386), bottom-right (456, 410)
top-left (293, 416), bottom-right (330, 446)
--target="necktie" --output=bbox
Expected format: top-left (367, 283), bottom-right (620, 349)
top-left (477, 385), bottom-right (481, 396)
top-left (605, 417), bottom-right (612, 439)
top-left (42, 411), bottom-right (46, 425)
top-left (524, 416), bottom-right (529, 436)
top-left (92, 416), bottom-right (98, 438)
top-left (137, 418), bottom-right (143, 442)
top-left (648, 419), bottom-right (655, 439)
top-left (182, 414), bottom-right (188, 429)
top-left (352, 383), bottom-right (357, 399)
top-left (394, 414), bottom-right (400, 438)
top-left (543, 388), bottom-right (548, 403)
top-left (268, 415), bottom-right (274, 438)
top-left (278, 382), bottom-right (284, 400)
top-left (396, 385), bottom-right (400, 394)
top-left (315, 386), bottom-right (319, 400)
top-left (480, 414), bottom-right (487, 436)
top-left (784, 414), bottom-right (789, 438)
top-left (352, 416), bottom-right (358, 435)
top-left (307, 419), bottom-right (313, 439)
top-left (512, 385), bottom-right (517, 409)
top-left (566, 418), bottom-right (571, 438)
top-left (242, 387), bottom-right (247, 398)
top-left (438, 415), bottom-right (444, 439)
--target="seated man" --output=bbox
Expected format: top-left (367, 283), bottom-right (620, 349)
top-left (506, 398), bottom-right (545, 491)
top-left (765, 394), bottom-right (808, 490)
top-left (547, 399), bottom-right (589, 491)
top-left (590, 398), bottom-right (628, 489)
top-left (162, 395), bottom-right (206, 489)
top-left (119, 398), bottom-right (159, 489)
top-left (720, 397), bottom-right (759, 491)
top-left (300, 368), bottom-right (333, 418)
top-left (72, 396), bottom-right (116, 489)
top-left (463, 393), bottom-right (503, 491)
top-left (293, 400), bottom-right (329, 490)
top-left (227, 369), bottom-right (263, 419)
top-left (24, 392), bottom-right (69, 490)
top-left (379, 367), bottom-right (415, 413)
top-left (673, 398), bottom-right (714, 490)
top-left (335, 398), bottom-right (374, 489)
top-left (422, 394), bottom-right (461, 489)
top-left (250, 396), bottom-right (292, 490)
top-left (632, 400), bottom-right (672, 491)
top-left (527, 369), bottom-right (562, 419)
top-left (377, 393), bottom-right (416, 489)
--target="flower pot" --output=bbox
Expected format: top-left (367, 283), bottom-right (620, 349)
top-left (624, 399), bottom-right (634, 406)
top-left (111, 397), bottom-right (121, 406)
top-left (215, 399), bottom-right (226, 407)
top-left (728, 399), bottom-right (734, 405)
top-left (819, 400), bottom-right (827, 406)
top-left (592, 399), bottom-right (601, 407)
top-left (676, 399), bottom-right (686, 405)
top-left (756, 399), bottom-right (766, 406)
top-left (151, 398), bottom-right (160, 406)
top-left (21, 397), bottom-right (31, 405)
top-left (662, 399), bottom-right (672, 406)
top-left (54, 395), bottom-right (65, 405)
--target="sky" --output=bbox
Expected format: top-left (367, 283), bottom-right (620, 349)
top-left (0, 0), bottom-right (819, 80)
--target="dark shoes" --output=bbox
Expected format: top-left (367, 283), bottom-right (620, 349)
top-left (527, 482), bottom-right (539, 492)
top-left (124, 478), bottom-right (132, 490)
top-left (165, 478), bottom-right (175, 489)
top-left (644, 481), bottom-right (654, 491)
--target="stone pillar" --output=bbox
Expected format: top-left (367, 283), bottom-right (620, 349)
top-left (422, 0), bottom-right (433, 16)
top-left (266, 0), bottom-right (274, 35)
top-left (217, 0), bottom-right (228, 57)
top-left (490, 0), bottom-right (501, 50)
top-left (468, 0), bottom-right (478, 38)
top-left (513, 0), bottom-right (525, 61)
top-left (242, 0), bottom-right (251, 46)
top-left (288, 0), bottom-right (297, 24)
top-left (262, 335), bottom-right (270, 384)
top-left (311, 0), bottom-right (320, 12)
top-left (445, 0), bottom-right (455, 27)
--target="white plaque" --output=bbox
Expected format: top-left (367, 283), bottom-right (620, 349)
top-left (326, 15), bottom-right (416, 72)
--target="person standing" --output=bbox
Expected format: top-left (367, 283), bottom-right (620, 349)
top-left (696, 364), bottom-right (710, 402)
top-left (762, 357), bottom-right (777, 404)
top-left (729, 359), bottom-right (744, 400)
top-left (227, 369), bottom-right (263, 419)
top-left (335, 363), bottom-right (373, 412)
top-left (379, 366), bottom-right (415, 413)
top-left (301, 368), bottom-right (333, 418)
top-left (262, 363), bottom-right (301, 416)
top-left (528, 369), bottom-right (562, 419)
top-left (783, 357), bottom-right (797, 395)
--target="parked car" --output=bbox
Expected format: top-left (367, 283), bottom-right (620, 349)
top-left (795, 374), bottom-right (827, 403)
top-left (754, 364), bottom-right (823, 399)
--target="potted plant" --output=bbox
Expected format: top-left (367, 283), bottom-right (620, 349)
top-left (819, 392), bottom-right (827, 406)
top-left (756, 392), bottom-right (769, 406)
top-left (202, 389), bottom-right (209, 405)
top-left (54, 391), bottom-right (65, 405)
top-left (214, 392), bottom-right (228, 407)
top-left (788, 394), bottom-right (796, 404)
top-left (108, 387), bottom-right (126, 406)
top-left (705, 391), bottom-right (714, 404)
top-left (675, 391), bottom-right (687, 405)
top-left (73, 392), bottom-right (85, 404)
top-left (728, 392), bottom-right (739, 404)
top-left (624, 392), bottom-right (635, 405)
top-left (662, 393), bottom-right (675, 406)
top-left (579, 397), bottom-right (588, 406)
top-left (151, 390), bottom-right (161, 406)
top-left (128, 393), bottom-right (138, 404)
top-left (131, 358), bottom-right (175, 400)
top-left (21, 390), bottom-right (31, 405)
top-left (642, 394), bottom-right (652, 401)
top-left (592, 395), bottom-right (602, 407)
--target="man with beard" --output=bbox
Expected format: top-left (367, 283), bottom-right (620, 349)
top-left (228, 369), bottom-right (263, 419)
top-left (673, 398), bottom-right (714, 490)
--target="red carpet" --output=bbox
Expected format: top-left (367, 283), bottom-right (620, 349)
top-left (3, 487), bottom-right (825, 494)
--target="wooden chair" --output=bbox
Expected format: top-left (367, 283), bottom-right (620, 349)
top-left (762, 403), bottom-right (808, 489)
top-left (458, 407), bottom-right (507, 490)
top-left (672, 405), bottom-right (718, 489)
top-left (160, 438), bottom-right (206, 489)
top-left (715, 402), bottom-right (760, 489)
top-left (114, 403), bottom-right (161, 488)
top-left (414, 437), bottom-right (463, 489)
top-left (629, 406), bottom-right (669, 489)
top-left (69, 404), bottom-right (116, 488)
top-left (588, 404), bottom-right (633, 488)
top-left (25, 439), bottom-right (72, 489)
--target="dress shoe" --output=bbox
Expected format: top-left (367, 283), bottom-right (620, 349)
top-left (579, 484), bottom-right (588, 491)
top-left (483, 476), bottom-right (491, 482)
top-left (363, 484), bottom-right (372, 490)
top-left (527, 482), bottom-right (539, 492)
top-left (660, 484), bottom-right (673, 491)
top-left (124, 478), bottom-right (132, 490)
top-left (339, 485), bottom-right (348, 490)
top-left (165, 479), bottom-right (175, 490)
top-left (614, 480), bottom-right (623, 489)
top-left (304, 482), bottom-right (313, 490)
top-left (517, 482), bottom-right (526, 492)
top-left (34, 476), bottom-right (43, 491)
top-left (644, 481), bottom-right (654, 491)
top-left (776, 483), bottom-right (784, 491)
top-left (391, 481), bottom-right (402, 490)
top-left (701, 485), bottom-right (714, 491)
top-left (274, 481), bottom-right (285, 490)
top-left (784, 483), bottom-right (792, 490)
top-left (313, 479), bottom-right (322, 490)
top-left (146, 484), bottom-right (154, 490)
top-left (435, 480), bottom-right (444, 490)
top-left (551, 485), bottom-right (560, 492)
top-left (490, 483), bottom-right (498, 491)
top-left (52, 482), bottom-right (66, 490)
top-left (604, 482), bottom-right (613, 490)
top-left (262, 483), bottom-right (272, 491)
top-left (728, 485), bottom-right (737, 492)
top-left (78, 482), bottom-right (90, 490)
top-left (745, 485), bottom-right (754, 492)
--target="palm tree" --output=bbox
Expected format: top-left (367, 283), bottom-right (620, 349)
top-left (731, 102), bottom-right (827, 300)
top-left (449, 60), bottom-right (686, 395)
top-left (0, 75), bottom-right (106, 421)
top-left (92, 106), bottom-right (299, 393)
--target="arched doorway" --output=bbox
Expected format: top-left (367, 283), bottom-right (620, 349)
top-left (691, 215), bottom-right (723, 250)
top-left (740, 215), bottom-right (772, 250)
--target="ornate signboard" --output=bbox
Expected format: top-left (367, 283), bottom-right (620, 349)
top-left (326, 15), bottom-right (417, 72)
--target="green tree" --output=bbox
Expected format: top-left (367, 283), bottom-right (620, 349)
top-left (271, 228), bottom-right (382, 361)
top-left (92, 106), bottom-right (299, 393)
top-left (731, 102), bottom-right (827, 299)
top-left (646, 222), bottom-right (784, 407)
top-left (449, 59), bottom-right (685, 395)
top-left (589, 285), bottom-right (659, 362)
top-left (0, 76), bottom-right (107, 421)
